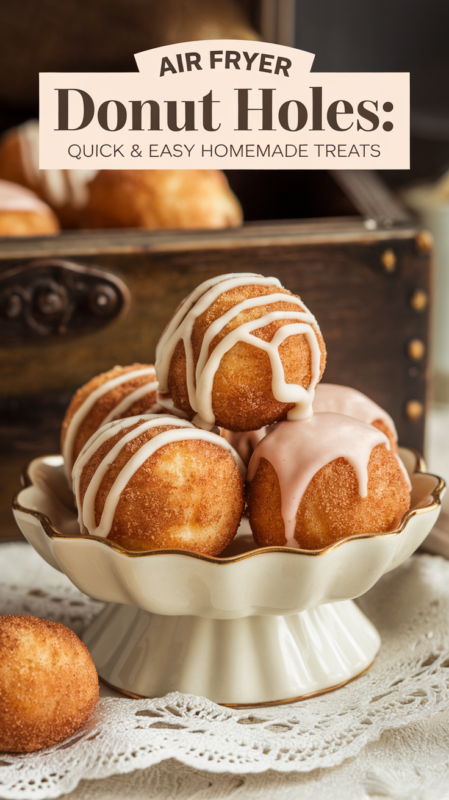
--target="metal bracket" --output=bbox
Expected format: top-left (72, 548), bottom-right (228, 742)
top-left (0, 259), bottom-right (130, 345)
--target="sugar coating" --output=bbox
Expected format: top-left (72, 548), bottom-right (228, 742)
top-left (76, 417), bottom-right (245, 555)
top-left (0, 615), bottom-right (98, 753)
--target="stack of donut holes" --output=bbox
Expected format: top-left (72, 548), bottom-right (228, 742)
top-left (0, 120), bottom-right (242, 233)
top-left (4, 273), bottom-right (412, 754)
top-left (63, 271), bottom-right (411, 556)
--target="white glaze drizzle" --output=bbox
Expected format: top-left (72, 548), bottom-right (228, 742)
top-left (101, 381), bottom-right (159, 425)
top-left (197, 314), bottom-right (320, 427)
top-left (63, 367), bottom-right (157, 480)
top-left (247, 412), bottom-right (410, 548)
top-left (313, 384), bottom-right (398, 440)
top-left (155, 273), bottom-right (322, 428)
top-left (72, 414), bottom-right (246, 538)
top-left (0, 179), bottom-right (51, 214)
top-left (143, 402), bottom-right (166, 414)
top-left (17, 120), bottom-right (98, 208)
top-left (154, 393), bottom-right (190, 419)
top-left (156, 274), bottom-right (278, 409)
top-left (155, 273), bottom-right (260, 360)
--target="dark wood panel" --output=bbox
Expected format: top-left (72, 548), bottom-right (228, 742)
top-left (1, 231), bottom-right (429, 439)
top-left (1, 239), bottom-right (430, 418)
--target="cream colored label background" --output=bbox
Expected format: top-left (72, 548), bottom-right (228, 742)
top-left (39, 40), bottom-right (409, 169)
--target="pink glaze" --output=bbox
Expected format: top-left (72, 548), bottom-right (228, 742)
top-left (0, 179), bottom-right (50, 214)
top-left (222, 427), bottom-right (267, 466)
top-left (247, 412), bottom-right (395, 548)
top-left (313, 384), bottom-right (397, 441)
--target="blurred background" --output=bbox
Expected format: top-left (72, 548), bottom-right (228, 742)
top-left (1, 0), bottom-right (448, 185)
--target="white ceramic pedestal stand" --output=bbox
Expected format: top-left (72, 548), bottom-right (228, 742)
top-left (83, 599), bottom-right (380, 705)
top-left (13, 450), bottom-right (445, 707)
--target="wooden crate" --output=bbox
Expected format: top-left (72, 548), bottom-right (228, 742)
top-left (0, 170), bottom-right (431, 540)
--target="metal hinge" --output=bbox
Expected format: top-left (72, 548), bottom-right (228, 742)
top-left (0, 259), bottom-right (130, 345)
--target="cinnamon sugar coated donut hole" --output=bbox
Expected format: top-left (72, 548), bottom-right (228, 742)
top-left (61, 363), bottom-right (160, 480)
top-left (81, 170), bottom-right (242, 230)
top-left (0, 616), bottom-right (99, 753)
top-left (74, 416), bottom-right (244, 555)
top-left (156, 274), bottom-right (326, 432)
top-left (247, 413), bottom-right (411, 550)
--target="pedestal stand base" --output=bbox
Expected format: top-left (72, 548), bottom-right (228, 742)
top-left (83, 599), bottom-right (380, 707)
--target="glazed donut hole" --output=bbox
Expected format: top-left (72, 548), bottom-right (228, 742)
top-left (0, 123), bottom-right (243, 231)
top-left (0, 615), bottom-right (99, 753)
top-left (246, 414), bottom-right (411, 551)
top-left (75, 418), bottom-right (244, 556)
top-left (248, 446), bottom-right (411, 550)
top-left (160, 279), bottom-right (326, 432)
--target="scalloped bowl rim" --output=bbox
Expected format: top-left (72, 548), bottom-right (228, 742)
top-left (12, 449), bottom-right (446, 565)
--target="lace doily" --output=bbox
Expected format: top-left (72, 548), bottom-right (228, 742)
top-left (2, 542), bottom-right (449, 800)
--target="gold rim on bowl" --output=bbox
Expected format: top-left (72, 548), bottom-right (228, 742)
top-left (13, 449), bottom-right (445, 564)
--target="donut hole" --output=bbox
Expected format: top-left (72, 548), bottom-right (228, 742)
top-left (166, 282), bottom-right (326, 431)
top-left (0, 616), bottom-right (98, 753)
top-left (248, 444), bottom-right (411, 550)
top-left (78, 423), bottom-right (244, 555)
